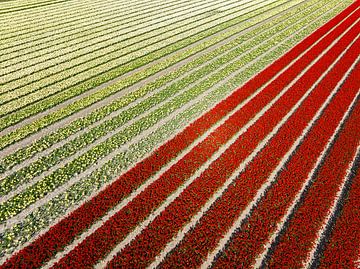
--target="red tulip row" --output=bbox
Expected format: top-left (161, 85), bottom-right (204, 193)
top-left (2, 2), bottom-right (359, 268)
top-left (265, 66), bottom-right (360, 267)
top-left (213, 37), bottom-right (360, 269)
top-left (155, 16), bottom-right (360, 269)
top-left (319, 157), bottom-right (360, 269)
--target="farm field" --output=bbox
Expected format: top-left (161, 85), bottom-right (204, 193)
top-left (0, 0), bottom-right (359, 268)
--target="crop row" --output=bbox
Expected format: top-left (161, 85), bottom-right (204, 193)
top-left (102, 35), bottom-right (331, 268)
top-left (51, 20), bottom-right (325, 265)
top-left (0, 1), bottom-right (352, 265)
top-left (0, 0), bottom-right (194, 65)
top-left (0, 0), bottom-right (348, 246)
top-left (1, 1), bottom-right (330, 222)
top-left (0, 0), bottom-right (277, 114)
top-left (0, 0), bottom-right (327, 202)
top-left (0, 0), bottom-right (300, 149)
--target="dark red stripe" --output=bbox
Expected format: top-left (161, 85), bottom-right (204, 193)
top-left (2, 2), bottom-right (358, 268)
top-left (158, 18), bottom-right (360, 269)
top-left (213, 39), bottom-right (360, 269)
top-left (319, 160), bottom-right (360, 268)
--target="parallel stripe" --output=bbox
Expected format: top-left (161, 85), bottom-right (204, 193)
top-left (0, 0), bottom-right (175, 39)
top-left (1, 0), bottom-right (330, 234)
top-left (2, 3), bottom-right (345, 262)
top-left (0, 0), bottom-right (323, 206)
top-left (0, 0), bottom-right (234, 84)
top-left (0, 0), bottom-right (205, 74)
top-left (0, 0), bottom-right (288, 137)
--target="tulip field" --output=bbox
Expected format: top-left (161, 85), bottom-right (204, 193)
top-left (0, 0), bottom-right (359, 268)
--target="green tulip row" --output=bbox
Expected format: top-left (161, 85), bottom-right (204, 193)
top-left (0, 0), bottom-right (342, 224)
top-left (0, 1), bottom-right (349, 258)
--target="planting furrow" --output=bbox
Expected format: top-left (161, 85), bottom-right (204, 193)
top-left (259, 64), bottom-right (360, 268)
top-left (0, 0), bottom-right (238, 88)
top-left (1, 4), bottom-right (335, 235)
top-left (0, 0), bottom-right (232, 87)
top-left (0, 0), bottom-right (117, 25)
top-left (0, 0), bottom-right (65, 11)
top-left (0, 45), bottom-right (269, 267)
top-left (0, 0), bottom-right (187, 64)
top-left (0, 0), bottom-right (315, 177)
top-left (149, 13), bottom-right (360, 269)
top-left (0, 0), bottom-right (135, 25)
top-left (0, 1), bottom-right (340, 264)
top-left (0, 0), bottom-right (288, 138)
top-left (0, 0), bottom-right (325, 206)
top-left (0, 0), bottom-right (275, 115)
top-left (0, 2), bottom-right (350, 262)
top-left (45, 55), bottom-right (296, 267)
top-left (0, 0), bottom-right (197, 68)
top-left (206, 36), bottom-right (360, 269)
top-left (317, 154), bottom-right (360, 269)
top-left (0, 0), bottom-right (260, 62)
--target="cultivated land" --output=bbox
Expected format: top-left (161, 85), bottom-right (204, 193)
top-left (0, 0), bottom-right (359, 268)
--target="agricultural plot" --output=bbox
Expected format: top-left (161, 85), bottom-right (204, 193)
top-left (0, 0), bottom-right (359, 268)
